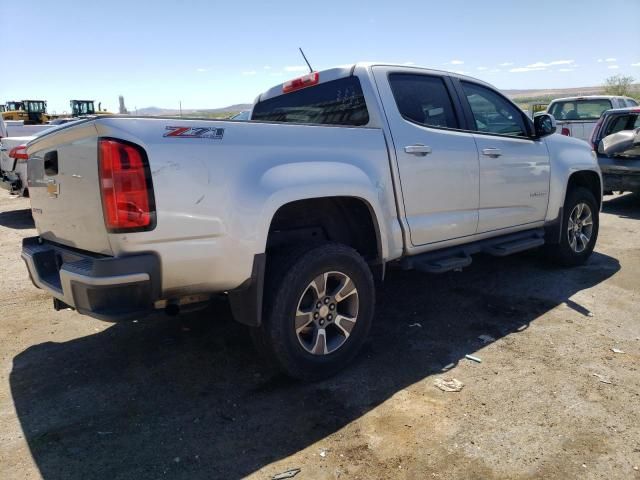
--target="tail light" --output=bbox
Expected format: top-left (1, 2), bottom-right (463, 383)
top-left (561, 127), bottom-right (571, 136)
top-left (9, 145), bottom-right (28, 162)
top-left (283, 72), bottom-right (319, 93)
top-left (98, 138), bottom-right (156, 232)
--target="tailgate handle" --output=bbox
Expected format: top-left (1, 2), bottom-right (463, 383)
top-left (44, 151), bottom-right (58, 176)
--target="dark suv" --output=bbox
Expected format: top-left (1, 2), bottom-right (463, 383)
top-left (590, 107), bottom-right (640, 194)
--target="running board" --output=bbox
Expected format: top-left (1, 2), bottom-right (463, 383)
top-left (401, 228), bottom-right (545, 274)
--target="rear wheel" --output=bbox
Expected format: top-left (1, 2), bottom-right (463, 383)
top-left (547, 187), bottom-right (599, 266)
top-left (251, 243), bottom-right (374, 381)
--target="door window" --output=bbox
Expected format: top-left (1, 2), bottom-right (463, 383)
top-left (388, 73), bottom-right (459, 129)
top-left (461, 82), bottom-right (527, 136)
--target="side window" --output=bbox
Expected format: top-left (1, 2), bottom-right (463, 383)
top-left (461, 81), bottom-right (527, 137)
top-left (626, 98), bottom-right (638, 107)
top-left (388, 73), bottom-right (459, 129)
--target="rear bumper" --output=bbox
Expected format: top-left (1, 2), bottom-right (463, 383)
top-left (21, 237), bottom-right (161, 321)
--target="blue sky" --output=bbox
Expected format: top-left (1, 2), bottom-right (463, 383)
top-left (2, 0), bottom-right (639, 113)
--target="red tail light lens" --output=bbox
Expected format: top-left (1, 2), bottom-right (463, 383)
top-left (561, 127), bottom-right (571, 136)
top-left (9, 145), bottom-right (28, 161)
top-left (98, 138), bottom-right (155, 232)
top-left (282, 72), bottom-right (319, 93)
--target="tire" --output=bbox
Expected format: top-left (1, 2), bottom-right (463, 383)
top-left (547, 186), bottom-right (599, 267)
top-left (251, 243), bottom-right (375, 381)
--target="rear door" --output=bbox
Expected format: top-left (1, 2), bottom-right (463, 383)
top-left (455, 80), bottom-right (550, 233)
top-left (372, 67), bottom-right (479, 246)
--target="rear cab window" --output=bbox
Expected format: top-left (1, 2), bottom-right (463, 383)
top-left (549, 99), bottom-right (612, 121)
top-left (388, 73), bottom-right (459, 129)
top-left (251, 76), bottom-right (369, 126)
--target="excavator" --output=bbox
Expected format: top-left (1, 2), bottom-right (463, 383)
top-left (1, 100), bottom-right (51, 124)
top-left (70, 100), bottom-right (112, 117)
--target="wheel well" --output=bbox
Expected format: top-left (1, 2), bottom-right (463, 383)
top-left (267, 197), bottom-right (381, 263)
top-left (567, 171), bottom-right (601, 208)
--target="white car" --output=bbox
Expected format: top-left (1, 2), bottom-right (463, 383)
top-left (547, 95), bottom-right (638, 142)
top-left (22, 62), bottom-right (602, 379)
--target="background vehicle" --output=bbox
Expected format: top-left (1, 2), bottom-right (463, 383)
top-left (590, 106), bottom-right (640, 194)
top-left (2, 100), bottom-right (51, 124)
top-left (22, 63), bottom-right (602, 380)
top-left (70, 100), bottom-right (112, 117)
top-left (547, 95), bottom-right (638, 142)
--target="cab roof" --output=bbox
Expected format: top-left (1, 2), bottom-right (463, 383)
top-left (255, 62), bottom-right (496, 103)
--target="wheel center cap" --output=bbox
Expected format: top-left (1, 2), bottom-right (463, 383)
top-left (319, 305), bottom-right (329, 318)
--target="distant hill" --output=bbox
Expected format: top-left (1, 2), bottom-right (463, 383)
top-left (136, 104), bottom-right (252, 118)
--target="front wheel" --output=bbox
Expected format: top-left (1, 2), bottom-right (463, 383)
top-left (251, 243), bottom-right (375, 381)
top-left (547, 186), bottom-right (599, 266)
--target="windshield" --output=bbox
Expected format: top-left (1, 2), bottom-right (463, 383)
top-left (25, 101), bottom-right (46, 113)
top-left (549, 99), bottom-right (612, 121)
top-left (72, 101), bottom-right (95, 115)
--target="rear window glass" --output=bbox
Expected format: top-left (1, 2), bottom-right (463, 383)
top-left (388, 73), bottom-right (459, 129)
top-left (251, 76), bottom-right (369, 126)
top-left (549, 99), bottom-right (612, 121)
top-left (605, 114), bottom-right (640, 136)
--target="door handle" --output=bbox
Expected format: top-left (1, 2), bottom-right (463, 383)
top-left (481, 148), bottom-right (502, 158)
top-left (404, 144), bottom-right (432, 156)
top-left (44, 150), bottom-right (58, 176)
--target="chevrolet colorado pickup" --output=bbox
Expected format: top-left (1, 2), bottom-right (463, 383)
top-left (22, 63), bottom-right (602, 380)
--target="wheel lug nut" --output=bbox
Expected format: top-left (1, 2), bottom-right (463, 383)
top-left (314, 312), bottom-right (319, 319)
top-left (327, 314), bottom-right (333, 321)
top-left (316, 302), bottom-right (322, 309)
top-left (319, 319), bottom-right (325, 326)
top-left (324, 297), bottom-right (330, 304)
top-left (329, 304), bottom-right (335, 310)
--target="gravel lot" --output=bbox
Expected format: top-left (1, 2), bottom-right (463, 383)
top-left (0, 190), bottom-right (639, 480)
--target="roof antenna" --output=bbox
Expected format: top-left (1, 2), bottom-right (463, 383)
top-left (299, 47), bottom-right (314, 73)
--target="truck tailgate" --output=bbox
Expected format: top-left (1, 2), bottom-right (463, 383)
top-left (26, 121), bottom-right (113, 255)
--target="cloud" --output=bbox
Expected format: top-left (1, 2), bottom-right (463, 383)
top-left (284, 66), bottom-right (308, 72)
top-left (477, 66), bottom-right (488, 71)
top-left (489, 68), bottom-right (501, 73)
top-left (607, 65), bottom-right (619, 69)
top-left (403, 61), bottom-right (415, 65)
top-left (605, 58), bottom-right (616, 62)
top-left (525, 60), bottom-right (574, 68)
top-left (558, 68), bottom-right (574, 72)
top-left (499, 62), bottom-right (514, 66)
top-left (510, 66), bottom-right (547, 73)
top-left (263, 65), bottom-right (271, 70)
top-left (631, 62), bottom-right (640, 67)
top-left (450, 60), bottom-right (464, 65)
top-left (242, 71), bottom-right (257, 76)
top-left (196, 67), bottom-right (210, 72)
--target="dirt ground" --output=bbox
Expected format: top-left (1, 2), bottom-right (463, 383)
top-left (0, 190), bottom-right (638, 480)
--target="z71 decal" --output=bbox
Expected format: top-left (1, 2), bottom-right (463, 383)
top-left (163, 126), bottom-right (225, 139)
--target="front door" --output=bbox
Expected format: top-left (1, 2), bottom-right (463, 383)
top-left (372, 67), bottom-right (480, 246)
top-left (457, 80), bottom-right (550, 233)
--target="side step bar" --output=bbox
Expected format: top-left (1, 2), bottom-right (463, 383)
top-left (401, 228), bottom-right (545, 274)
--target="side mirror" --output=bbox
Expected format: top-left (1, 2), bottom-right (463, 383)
top-left (534, 113), bottom-right (556, 138)
top-left (598, 128), bottom-right (640, 156)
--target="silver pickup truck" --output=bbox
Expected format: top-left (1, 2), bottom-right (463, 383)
top-left (22, 63), bottom-right (602, 379)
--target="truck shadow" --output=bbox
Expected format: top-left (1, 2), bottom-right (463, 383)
top-left (0, 207), bottom-right (34, 229)
top-left (602, 193), bottom-right (640, 220)
top-left (10, 250), bottom-right (620, 479)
